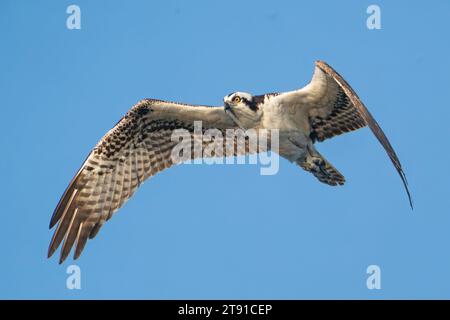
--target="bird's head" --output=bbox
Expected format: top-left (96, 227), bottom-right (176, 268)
top-left (223, 92), bottom-right (262, 129)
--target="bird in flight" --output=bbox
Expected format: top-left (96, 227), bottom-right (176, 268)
top-left (48, 61), bottom-right (413, 264)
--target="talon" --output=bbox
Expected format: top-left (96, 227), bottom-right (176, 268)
top-left (309, 157), bottom-right (330, 177)
top-left (312, 158), bottom-right (325, 166)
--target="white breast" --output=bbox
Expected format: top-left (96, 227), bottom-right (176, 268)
top-left (261, 96), bottom-right (309, 132)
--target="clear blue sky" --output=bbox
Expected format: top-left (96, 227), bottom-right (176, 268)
top-left (1, 0), bottom-right (449, 299)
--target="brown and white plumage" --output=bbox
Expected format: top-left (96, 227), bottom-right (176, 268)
top-left (48, 61), bottom-right (412, 263)
top-left (266, 61), bottom-right (411, 202)
top-left (48, 101), bottom-right (251, 263)
top-left (314, 61), bottom-right (411, 202)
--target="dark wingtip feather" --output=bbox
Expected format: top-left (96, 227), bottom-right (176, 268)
top-left (399, 170), bottom-right (414, 210)
top-left (48, 245), bottom-right (56, 259)
top-left (73, 224), bottom-right (93, 260)
top-left (59, 218), bottom-right (82, 265)
top-left (49, 219), bottom-right (56, 230)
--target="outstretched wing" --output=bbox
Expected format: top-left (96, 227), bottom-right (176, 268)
top-left (273, 61), bottom-right (413, 209)
top-left (48, 99), bottom-right (255, 263)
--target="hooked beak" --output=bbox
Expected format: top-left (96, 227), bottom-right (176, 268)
top-left (224, 102), bottom-right (245, 130)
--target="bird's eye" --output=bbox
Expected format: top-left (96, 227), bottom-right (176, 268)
top-left (233, 96), bottom-right (241, 103)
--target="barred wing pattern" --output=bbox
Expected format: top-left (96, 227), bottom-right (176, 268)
top-left (48, 99), bottom-right (257, 263)
top-left (309, 86), bottom-right (366, 143)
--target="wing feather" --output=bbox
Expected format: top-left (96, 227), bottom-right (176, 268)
top-left (315, 61), bottom-right (412, 208)
top-left (273, 61), bottom-right (413, 209)
top-left (48, 99), bottom-right (246, 263)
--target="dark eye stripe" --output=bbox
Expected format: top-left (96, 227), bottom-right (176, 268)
top-left (240, 97), bottom-right (255, 111)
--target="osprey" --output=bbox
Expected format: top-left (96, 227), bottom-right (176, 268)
top-left (48, 61), bottom-right (412, 263)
